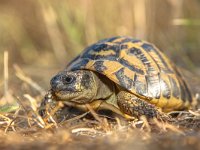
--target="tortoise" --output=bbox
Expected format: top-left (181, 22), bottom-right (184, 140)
top-left (40, 36), bottom-right (196, 119)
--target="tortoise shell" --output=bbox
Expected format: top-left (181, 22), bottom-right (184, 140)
top-left (66, 36), bottom-right (193, 110)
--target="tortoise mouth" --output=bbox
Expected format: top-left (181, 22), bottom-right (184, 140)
top-left (51, 85), bottom-right (81, 93)
top-left (52, 90), bottom-right (87, 104)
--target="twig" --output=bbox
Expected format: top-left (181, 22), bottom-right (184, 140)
top-left (189, 110), bottom-right (200, 117)
top-left (15, 96), bottom-right (32, 127)
top-left (153, 118), bottom-right (185, 135)
top-left (85, 104), bottom-right (102, 123)
top-left (23, 94), bottom-right (45, 128)
top-left (71, 128), bottom-right (105, 137)
top-left (14, 64), bottom-right (45, 95)
top-left (62, 112), bottom-right (89, 124)
top-left (39, 2), bottom-right (67, 64)
top-left (4, 51), bottom-right (9, 101)
top-left (0, 113), bottom-right (15, 132)
top-left (5, 118), bottom-right (16, 133)
top-left (140, 116), bottom-right (151, 132)
top-left (24, 94), bottom-right (38, 112)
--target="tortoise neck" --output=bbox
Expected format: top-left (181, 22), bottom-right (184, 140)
top-left (92, 72), bottom-right (116, 101)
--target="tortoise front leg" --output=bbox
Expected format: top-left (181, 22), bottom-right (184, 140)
top-left (117, 91), bottom-right (159, 119)
top-left (63, 100), bottom-right (134, 119)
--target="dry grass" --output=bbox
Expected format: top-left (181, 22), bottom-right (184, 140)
top-left (0, 51), bottom-right (200, 150)
top-left (0, 0), bottom-right (200, 149)
top-left (0, 99), bottom-right (200, 150)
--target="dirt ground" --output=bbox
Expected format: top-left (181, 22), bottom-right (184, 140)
top-left (1, 0), bottom-right (200, 149)
top-left (0, 109), bottom-right (200, 150)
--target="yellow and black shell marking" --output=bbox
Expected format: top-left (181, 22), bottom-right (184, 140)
top-left (66, 36), bottom-right (193, 111)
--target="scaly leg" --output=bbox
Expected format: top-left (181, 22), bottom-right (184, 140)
top-left (117, 91), bottom-right (159, 118)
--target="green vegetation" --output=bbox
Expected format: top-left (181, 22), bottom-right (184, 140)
top-left (0, 0), bottom-right (200, 149)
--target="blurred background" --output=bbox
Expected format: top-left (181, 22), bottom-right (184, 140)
top-left (0, 0), bottom-right (200, 97)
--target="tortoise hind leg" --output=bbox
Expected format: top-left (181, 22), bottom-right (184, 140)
top-left (117, 91), bottom-right (159, 119)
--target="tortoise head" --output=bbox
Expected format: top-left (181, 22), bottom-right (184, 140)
top-left (50, 70), bottom-right (96, 104)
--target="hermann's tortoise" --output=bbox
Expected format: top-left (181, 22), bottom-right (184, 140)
top-left (40, 36), bottom-right (196, 119)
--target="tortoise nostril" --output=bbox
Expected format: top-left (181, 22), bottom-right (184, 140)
top-left (50, 75), bottom-right (62, 89)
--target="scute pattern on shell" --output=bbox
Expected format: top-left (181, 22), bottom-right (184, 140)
top-left (66, 36), bottom-right (193, 110)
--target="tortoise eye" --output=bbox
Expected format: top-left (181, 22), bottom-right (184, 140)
top-left (63, 76), bottom-right (75, 84)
